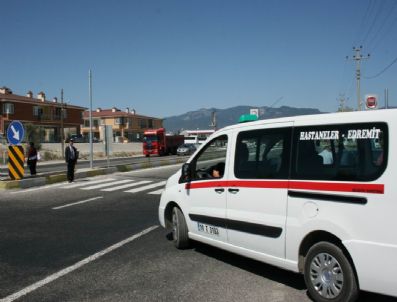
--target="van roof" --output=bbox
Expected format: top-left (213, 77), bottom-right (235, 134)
top-left (218, 108), bottom-right (397, 133)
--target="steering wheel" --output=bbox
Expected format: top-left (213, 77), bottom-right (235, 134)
top-left (196, 168), bottom-right (212, 179)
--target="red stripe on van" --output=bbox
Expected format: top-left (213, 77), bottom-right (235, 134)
top-left (185, 181), bottom-right (229, 190)
top-left (289, 181), bottom-right (384, 194)
top-left (185, 180), bottom-right (384, 194)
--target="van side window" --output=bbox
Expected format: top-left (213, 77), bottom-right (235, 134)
top-left (234, 128), bottom-right (291, 179)
top-left (292, 123), bottom-right (388, 181)
top-left (192, 135), bottom-right (228, 180)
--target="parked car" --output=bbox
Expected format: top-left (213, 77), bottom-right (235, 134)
top-left (177, 144), bottom-right (197, 156)
top-left (69, 134), bottom-right (85, 143)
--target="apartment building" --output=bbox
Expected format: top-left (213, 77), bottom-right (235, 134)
top-left (0, 87), bottom-right (86, 143)
top-left (81, 107), bottom-right (163, 142)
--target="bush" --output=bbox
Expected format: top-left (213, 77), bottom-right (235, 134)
top-left (42, 151), bottom-right (62, 161)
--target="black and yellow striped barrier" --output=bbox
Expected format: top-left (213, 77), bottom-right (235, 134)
top-left (8, 146), bottom-right (25, 180)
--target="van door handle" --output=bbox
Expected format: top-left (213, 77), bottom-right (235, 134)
top-left (228, 188), bottom-right (239, 194)
top-left (214, 188), bottom-right (225, 193)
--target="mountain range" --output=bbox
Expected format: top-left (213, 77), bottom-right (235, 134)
top-left (163, 105), bottom-right (324, 133)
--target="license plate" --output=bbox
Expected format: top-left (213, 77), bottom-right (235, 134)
top-left (197, 222), bottom-right (219, 236)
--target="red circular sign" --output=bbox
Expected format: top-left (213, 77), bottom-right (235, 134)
top-left (366, 96), bottom-right (377, 109)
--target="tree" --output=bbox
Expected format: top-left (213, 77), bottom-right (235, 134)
top-left (24, 123), bottom-right (43, 150)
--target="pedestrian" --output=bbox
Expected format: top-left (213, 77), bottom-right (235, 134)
top-left (65, 138), bottom-right (78, 182)
top-left (26, 142), bottom-right (38, 176)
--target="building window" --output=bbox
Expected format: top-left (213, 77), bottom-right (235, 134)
top-left (3, 103), bottom-right (14, 114)
top-left (54, 107), bottom-right (66, 120)
top-left (100, 119), bottom-right (105, 125)
top-left (84, 119), bottom-right (99, 127)
top-left (33, 106), bottom-right (43, 117)
top-left (115, 117), bottom-right (124, 125)
top-left (148, 119), bottom-right (153, 128)
top-left (139, 119), bottom-right (147, 129)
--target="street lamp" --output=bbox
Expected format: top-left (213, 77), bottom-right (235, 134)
top-left (61, 89), bottom-right (65, 158)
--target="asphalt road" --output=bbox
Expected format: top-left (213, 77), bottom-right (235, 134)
top-left (0, 165), bottom-right (395, 301)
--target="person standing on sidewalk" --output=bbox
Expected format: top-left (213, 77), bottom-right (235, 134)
top-left (26, 142), bottom-right (38, 176)
top-left (65, 138), bottom-right (78, 182)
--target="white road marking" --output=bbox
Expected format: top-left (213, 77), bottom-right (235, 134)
top-left (124, 181), bottom-right (166, 193)
top-left (10, 182), bottom-right (68, 194)
top-left (52, 196), bottom-right (104, 210)
top-left (148, 189), bottom-right (164, 195)
top-left (0, 225), bottom-right (159, 302)
top-left (121, 162), bottom-right (182, 175)
top-left (101, 180), bottom-right (152, 192)
top-left (60, 178), bottom-right (115, 189)
top-left (81, 179), bottom-right (133, 190)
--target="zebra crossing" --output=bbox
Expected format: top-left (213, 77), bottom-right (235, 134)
top-left (59, 177), bottom-right (166, 195)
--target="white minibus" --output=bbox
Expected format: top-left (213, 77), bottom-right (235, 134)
top-left (159, 109), bottom-right (397, 301)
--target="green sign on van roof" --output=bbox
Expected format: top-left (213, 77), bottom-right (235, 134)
top-left (238, 114), bottom-right (258, 123)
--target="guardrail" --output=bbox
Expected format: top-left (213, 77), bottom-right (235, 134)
top-left (0, 156), bottom-right (187, 190)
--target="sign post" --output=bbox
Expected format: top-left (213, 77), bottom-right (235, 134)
top-left (7, 121), bottom-right (25, 180)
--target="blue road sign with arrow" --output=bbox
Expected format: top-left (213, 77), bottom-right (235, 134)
top-left (7, 120), bottom-right (25, 145)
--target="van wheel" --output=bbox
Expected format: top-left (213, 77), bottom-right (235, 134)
top-left (171, 207), bottom-right (189, 249)
top-left (304, 242), bottom-right (358, 302)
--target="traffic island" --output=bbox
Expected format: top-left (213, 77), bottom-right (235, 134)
top-left (0, 156), bottom-right (186, 190)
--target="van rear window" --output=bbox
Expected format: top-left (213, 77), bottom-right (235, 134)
top-left (292, 122), bottom-right (388, 181)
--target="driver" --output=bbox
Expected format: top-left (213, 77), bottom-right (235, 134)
top-left (211, 162), bottom-right (225, 178)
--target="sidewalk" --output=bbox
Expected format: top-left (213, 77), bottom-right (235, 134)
top-left (0, 156), bottom-right (185, 190)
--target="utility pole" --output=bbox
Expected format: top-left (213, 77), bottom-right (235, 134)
top-left (347, 46), bottom-right (370, 111)
top-left (337, 94), bottom-right (348, 112)
top-left (209, 111), bottom-right (217, 131)
top-left (89, 69), bottom-right (93, 169)
top-left (61, 88), bottom-right (65, 158)
top-left (385, 88), bottom-right (389, 109)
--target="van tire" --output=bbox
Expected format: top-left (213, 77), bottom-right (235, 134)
top-left (172, 207), bottom-right (189, 249)
top-left (304, 242), bottom-right (358, 302)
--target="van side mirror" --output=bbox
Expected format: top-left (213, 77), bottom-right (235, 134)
top-left (180, 163), bottom-right (192, 183)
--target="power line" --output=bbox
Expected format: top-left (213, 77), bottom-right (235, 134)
top-left (354, 0), bottom-right (374, 46)
top-left (367, 0), bottom-right (397, 52)
top-left (269, 96), bottom-right (283, 108)
top-left (364, 55), bottom-right (397, 79)
top-left (368, 12), bottom-right (397, 53)
top-left (360, 0), bottom-right (386, 46)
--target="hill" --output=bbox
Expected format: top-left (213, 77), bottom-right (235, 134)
top-left (163, 105), bottom-right (324, 132)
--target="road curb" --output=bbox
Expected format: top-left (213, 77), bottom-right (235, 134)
top-left (0, 180), bottom-right (20, 190)
top-left (0, 157), bottom-right (185, 190)
top-left (47, 174), bottom-right (68, 184)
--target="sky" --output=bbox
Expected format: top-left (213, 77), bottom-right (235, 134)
top-left (1, 0), bottom-right (396, 118)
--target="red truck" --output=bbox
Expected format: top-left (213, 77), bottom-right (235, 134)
top-left (143, 128), bottom-right (184, 157)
